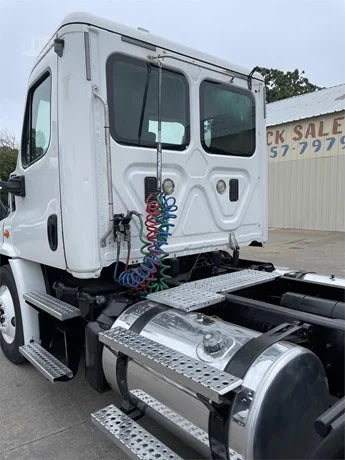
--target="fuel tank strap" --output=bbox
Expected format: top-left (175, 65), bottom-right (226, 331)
top-left (208, 399), bottom-right (234, 460)
top-left (115, 302), bottom-right (168, 410)
top-left (208, 322), bottom-right (303, 460)
top-left (130, 302), bottom-right (168, 334)
top-left (224, 322), bottom-right (303, 379)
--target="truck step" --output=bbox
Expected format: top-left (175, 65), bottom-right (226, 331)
top-left (19, 342), bottom-right (73, 382)
top-left (131, 389), bottom-right (209, 447)
top-left (190, 268), bottom-right (278, 293)
top-left (23, 292), bottom-right (81, 320)
top-left (131, 390), bottom-right (241, 460)
top-left (148, 286), bottom-right (225, 312)
top-left (91, 404), bottom-right (182, 460)
top-left (147, 269), bottom-right (278, 311)
top-left (99, 327), bottom-right (242, 403)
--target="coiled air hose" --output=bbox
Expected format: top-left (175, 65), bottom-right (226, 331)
top-left (148, 194), bottom-right (177, 292)
top-left (114, 193), bottom-right (177, 291)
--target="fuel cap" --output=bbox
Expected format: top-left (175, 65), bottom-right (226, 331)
top-left (203, 330), bottom-right (225, 354)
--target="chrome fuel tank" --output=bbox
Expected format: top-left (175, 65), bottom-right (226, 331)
top-left (103, 302), bottom-right (328, 459)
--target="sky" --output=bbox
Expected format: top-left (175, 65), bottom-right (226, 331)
top-left (0, 0), bottom-right (344, 140)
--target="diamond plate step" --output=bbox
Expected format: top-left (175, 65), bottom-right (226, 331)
top-left (131, 390), bottom-right (244, 460)
top-left (132, 390), bottom-right (244, 460)
top-left (91, 404), bottom-right (182, 460)
top-left (99, 327), bottom-right (242, 403)
top-left (190, 269), bottom-right (278, 293)
top-left (19, 342), bottom-right (73, 382)
top-left (24, 292), bottom-right (80, 320)
top-left (131, 389), bottom-right (209, 446)
top-left (147, 269), bottom-right (278, 311)
top-left (147, 286), bottom-right (225, 312)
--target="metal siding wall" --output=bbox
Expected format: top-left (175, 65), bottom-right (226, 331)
top-left (267, 111), bottom-right (345, 231)
top-left (268, 156), bottom-right (345, 231)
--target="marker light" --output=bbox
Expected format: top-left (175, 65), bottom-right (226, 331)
top-left (162, 178), bottom-right (175, 195)
top-left (216, 180), bottom-right (226, 194)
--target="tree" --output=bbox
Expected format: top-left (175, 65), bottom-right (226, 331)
top-left (0, 130), bottom-right (18, 181)
top-left (257, 68), bottom-right (322, 103)
top-left (0, 130), bottom-right (18, 206)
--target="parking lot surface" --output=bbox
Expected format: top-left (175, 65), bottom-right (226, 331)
top-left (241, 228), bottom-right (345, 278)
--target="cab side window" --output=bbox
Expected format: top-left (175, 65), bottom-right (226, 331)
top-left (22, 73), bottom-right (51, 167)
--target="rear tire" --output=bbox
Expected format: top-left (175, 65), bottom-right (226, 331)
top-left (0, 265), bottom-right (25, 363)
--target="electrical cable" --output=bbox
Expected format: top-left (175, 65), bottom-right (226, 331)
top-left (113, 237), bottom-right (121, 283)
top-left (115, 205), bottom-right (158, 290)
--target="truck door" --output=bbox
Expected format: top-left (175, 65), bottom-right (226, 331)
top-left (11, 48), bottom-right (66, 268)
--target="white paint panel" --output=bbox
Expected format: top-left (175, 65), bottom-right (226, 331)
top-left (58, 27), bottom-right (102, 277)
top-left (10, 48), bottom-right (66, 269)
top-left (93, 27), bottom-right (268, 266)
top-left (9, 259), bottom-right (44, 344)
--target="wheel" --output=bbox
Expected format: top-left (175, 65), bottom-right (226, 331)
top-left (0, 265), bottom-right (25, 363)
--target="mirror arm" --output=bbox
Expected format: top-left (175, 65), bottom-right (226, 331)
top-left (0, 176), bottom-right (26, 197)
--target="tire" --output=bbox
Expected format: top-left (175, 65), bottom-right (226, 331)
top-left (0, 265), bottom-right (25, 363)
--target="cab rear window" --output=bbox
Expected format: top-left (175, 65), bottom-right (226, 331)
top-left (107, 54), bottom-right (190, 150)
top-left (200, 80), bottom-right (255, 156)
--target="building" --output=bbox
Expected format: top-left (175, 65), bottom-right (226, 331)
top-left (266, 85), bottom-right (345, 232)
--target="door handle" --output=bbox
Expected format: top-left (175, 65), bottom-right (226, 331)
top-left (47, 214), bottom-right (58, 251)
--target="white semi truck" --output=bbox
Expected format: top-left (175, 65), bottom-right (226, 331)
top-left (0, 13), bottom-right (344, 460)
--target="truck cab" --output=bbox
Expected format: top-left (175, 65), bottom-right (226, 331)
top-left (0, 13), bottom-right (343, 460)
top-left (1, 12), bottom-right (267, 278)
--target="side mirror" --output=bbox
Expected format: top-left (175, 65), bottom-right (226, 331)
top-left (0, 175), bottom-right (26, 197)
top-left (0, 199), bottom-right (9, 220)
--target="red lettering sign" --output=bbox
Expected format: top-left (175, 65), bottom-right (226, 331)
top-left (275, 129), bottom-right (285, 144)
top-left (318, 121), bottom-right (329, 137)
top-left (305, 123), bottom-right (316, 138)
top-left (293, 124), bottom-right (303, 141)
top-left (332, 116), bottom-right (344, 135)
top-left (267, 130), bottom-right (273, 146)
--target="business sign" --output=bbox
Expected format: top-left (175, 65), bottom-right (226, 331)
top-left (267, 111), bottom-right (345, 162)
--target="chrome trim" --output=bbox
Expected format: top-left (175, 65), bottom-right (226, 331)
top-left (84, 32), bottom-right (91, 81)
top-left (92, 85), bottom-right (114, 247)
